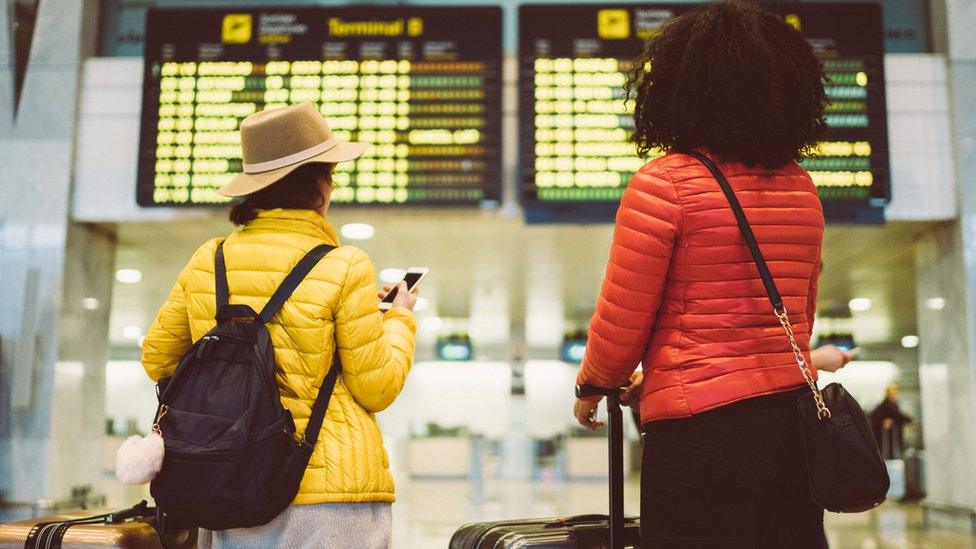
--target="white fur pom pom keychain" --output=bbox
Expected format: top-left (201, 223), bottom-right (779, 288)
top-left (116, 405), bottom-right (168, 485)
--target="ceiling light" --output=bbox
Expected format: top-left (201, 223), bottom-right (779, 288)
top-left (81, 297), bottom-right (100, 310)
top-left (414, 297), bottom-right (429, 312)
top-left (901, 335), bottom-right (919, 348)
top-left (926, 297), bottom-right (946, 311)
top-left (115, 269), bottom-right (142, 284)
top-left (423, 316), bottom-right (443, 331)
top-left (380, 268), bottom-right (406, 284)
top-left (340, 223), bottom-right (375, 240)
top-left (848, 298), bottom-right (872, 312)
top-left (122, 326), bottom-right (142, 340)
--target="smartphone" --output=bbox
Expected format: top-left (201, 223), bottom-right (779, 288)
top-left (379, 267), bottom-right (429, 310)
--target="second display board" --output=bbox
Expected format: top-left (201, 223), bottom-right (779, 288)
top-left (519, 3), bottom-right (890, 223)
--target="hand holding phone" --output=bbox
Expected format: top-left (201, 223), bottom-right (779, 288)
top-left (811, 344), bottom-right (860, 373)
top-left (379, 268), bottom-right (428, 311)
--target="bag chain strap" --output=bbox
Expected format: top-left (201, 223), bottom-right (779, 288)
top-left (686, 150), bottom-right (833, 422)
top-left (775, 306), bottom-right (831, 419)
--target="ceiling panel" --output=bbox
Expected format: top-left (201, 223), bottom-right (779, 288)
top-left (107, 210), bottom-right (934, 356)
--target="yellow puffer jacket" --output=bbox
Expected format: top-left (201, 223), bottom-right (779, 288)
top-left (141, 209), bottom-right (417, 504)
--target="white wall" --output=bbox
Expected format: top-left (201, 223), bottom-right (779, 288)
top-left (73, 55), bottom-right (957, 223)
top-left (884, 55), bottom-right (956, 220)
top-left (72, 58), bottom-right (211, 222)
top-left (524, 360), bottom-right (579, 438)
top-left (104, 360), bottom-right (158, 434)
top-left (817, 360), bottom-right (901, 411)
top-left (380, 361), bottom-right (513, 439)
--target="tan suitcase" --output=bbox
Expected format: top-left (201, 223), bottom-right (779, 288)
top-left (0, 501), bottom-right (168, 549)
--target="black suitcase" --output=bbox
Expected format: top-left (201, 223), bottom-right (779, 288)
top-left (903, 448), bottom-right (926, 501)
top-left (450, 387), bottom-right (640, 549)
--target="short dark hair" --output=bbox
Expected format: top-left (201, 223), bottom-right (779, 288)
top-left (228, 163), bottom-right (334, 226)
top-left (627, 0), bottom-right (828, 168)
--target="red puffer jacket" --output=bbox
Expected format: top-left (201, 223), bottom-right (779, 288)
top-left (577, 152), bottom-right (824, 422)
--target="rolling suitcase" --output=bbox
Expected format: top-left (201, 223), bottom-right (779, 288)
top-left (881, 426), bottom-right (907, 501)
top-left (903, 448), bottom-right (926, 500)
top-left (0, 500), bottom-right (195, 549)
top-left (450, 386), bottom-right (640, 549)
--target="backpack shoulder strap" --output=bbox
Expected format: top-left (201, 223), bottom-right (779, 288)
top-left (259, 243), bottom-right (341, 451)
top-left (214, 240), bottom-right (229, 313)
top-left (217, 242), bottom-right (340, 450)
top-left (300, 353), bottom-right (342, 450)
top-left (258, 244), bottom-right (337, 323)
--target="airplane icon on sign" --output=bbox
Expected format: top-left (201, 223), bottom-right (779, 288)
top-left (222, 14), bottom-right (252, 44)
top-left (597, 9), bottom-right (630, 39)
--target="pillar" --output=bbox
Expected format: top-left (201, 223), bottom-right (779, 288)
top-left (915, 0), bottom-right (976, 532)
top-left (0, 0), bottom-right (109, 520)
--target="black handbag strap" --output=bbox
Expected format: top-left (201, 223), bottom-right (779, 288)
top-left (685, 151), bottom-right (783, 310)
top-left (685, 151), bottom-right (832, 419)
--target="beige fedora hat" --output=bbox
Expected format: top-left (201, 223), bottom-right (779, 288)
top-left (219, 102), bottom-right (368, 197)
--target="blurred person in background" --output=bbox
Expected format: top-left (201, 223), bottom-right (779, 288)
top-left (141, 102), bottom-right (418, 548)
top-left (870, 383), bottom-right (915, 459)
top-left (572, 1), bottom-right (832, 547)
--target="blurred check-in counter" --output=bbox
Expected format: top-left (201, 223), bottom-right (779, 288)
top-left (381, 361), bottom-right (512, 479)
top-left (405, 437), bottom-right (471, 479)
top-left (380, 360), bottom-right (644, 480)
top-left (525, 360), bottom-right (640, 478)
top-left (563, 437), bottom-right (636, 479)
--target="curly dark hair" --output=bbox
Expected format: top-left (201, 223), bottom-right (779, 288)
top-left (228, 163), bottom-right (334, 226)
top-left (627, 0), bottom-right (828, 168)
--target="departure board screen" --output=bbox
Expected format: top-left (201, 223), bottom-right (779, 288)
top-left (138, 7), bottom-right (502, 207)
top-left (520, 3), bottom-right (890, 223)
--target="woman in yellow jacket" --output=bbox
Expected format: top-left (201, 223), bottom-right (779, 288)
top-left (141, 103), bottom-right (418, 548)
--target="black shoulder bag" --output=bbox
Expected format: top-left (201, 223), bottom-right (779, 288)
top-left (687, 151), bottom-right (890, 513)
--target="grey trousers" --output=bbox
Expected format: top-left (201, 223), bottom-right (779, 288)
top-left (197, 503), bottom-right (392, 549)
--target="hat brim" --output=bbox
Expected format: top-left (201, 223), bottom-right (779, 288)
top-left (219, 141), bottom-right (368, 198)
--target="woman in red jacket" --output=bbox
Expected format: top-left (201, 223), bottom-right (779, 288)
top-left (573, 2), bottom-right (840, 547)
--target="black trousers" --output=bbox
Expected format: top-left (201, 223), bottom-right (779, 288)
top-left (640, 388), bottom-right (827, 548)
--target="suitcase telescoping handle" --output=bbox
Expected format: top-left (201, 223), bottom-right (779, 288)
top-left (576, 384), bottom-right (627, 549)
top-left (24, 501), bottom-right (155, 549)
top-left (106, 500), bottom-right (152, 523)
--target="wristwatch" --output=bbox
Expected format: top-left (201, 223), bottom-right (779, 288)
top-left (575, 384), bottom-right (608, 398)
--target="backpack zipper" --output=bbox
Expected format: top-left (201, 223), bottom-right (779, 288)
top-left (196, 335), bottom-right (218, 358)
top-left (196, 334), bottom-right (253, 358)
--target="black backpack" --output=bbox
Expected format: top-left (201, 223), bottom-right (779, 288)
top-left (150, 242), bottom-right (340, 530)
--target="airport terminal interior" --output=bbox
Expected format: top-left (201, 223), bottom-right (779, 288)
top-left (2, 0), bottom-right (976, 547)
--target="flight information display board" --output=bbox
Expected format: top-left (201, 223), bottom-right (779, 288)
top-left (519, 3), bottom-right (890, 223)
top-left (138, 7), bottom-right (502, 207)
